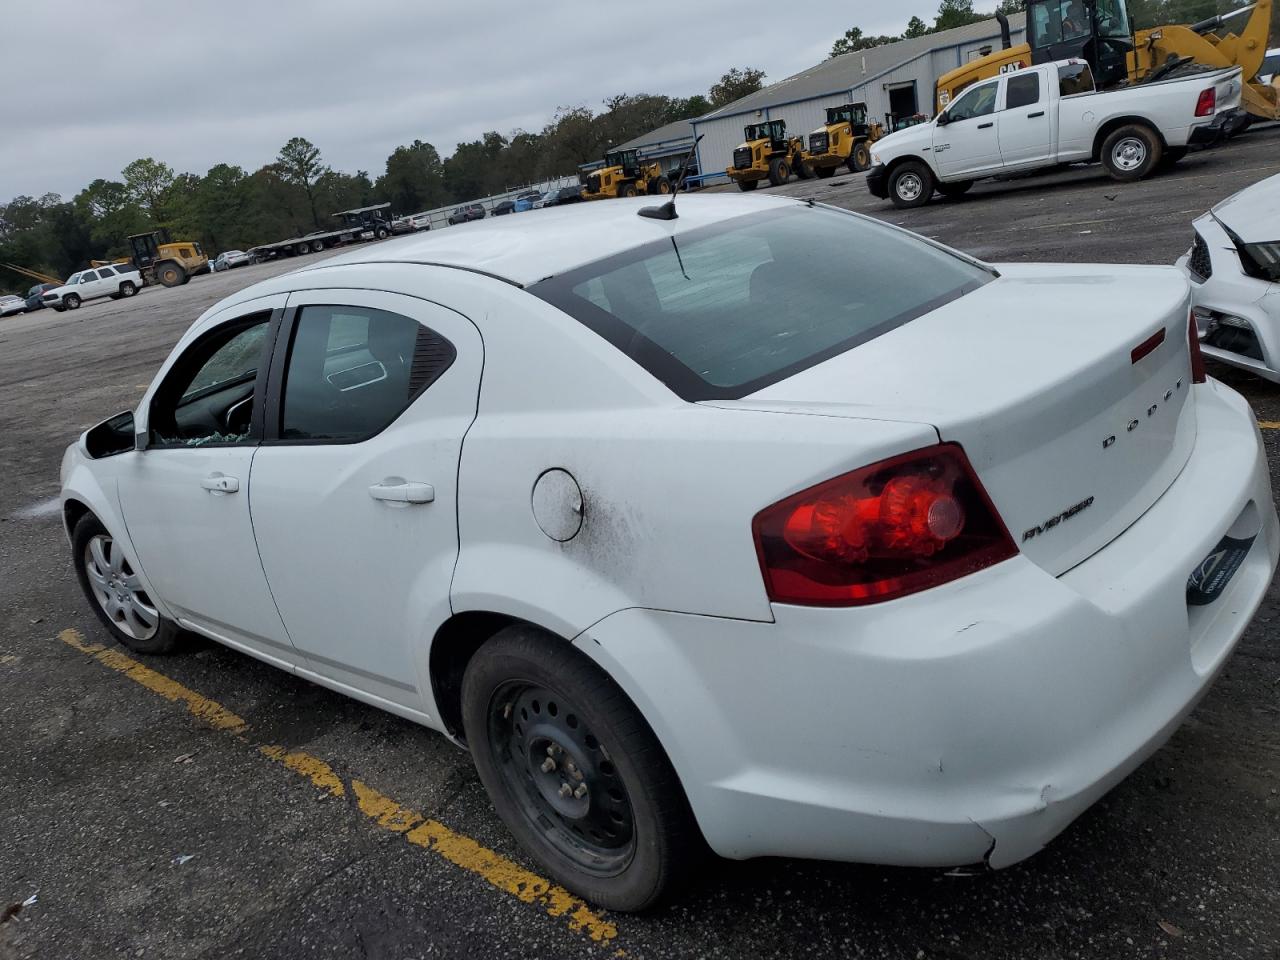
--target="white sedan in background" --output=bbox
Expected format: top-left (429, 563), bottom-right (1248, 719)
top-left (211, 250), bottom-right (251, 272)
top-left (0, 294), bottom-right (26, 316)
top-left (61, 195), bottom-right (1278, 912)
top-left (1178, 171), bottom-right (1280, 381)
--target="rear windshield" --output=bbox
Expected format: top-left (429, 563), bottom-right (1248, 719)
top-left (530, 206), bottom-right (992, 400)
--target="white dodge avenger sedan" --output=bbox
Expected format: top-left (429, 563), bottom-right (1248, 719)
top-left (61, 195), bottom-right (1278, 911)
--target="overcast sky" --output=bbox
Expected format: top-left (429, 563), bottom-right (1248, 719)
top-left (4, 0), bottom-right (943, 201)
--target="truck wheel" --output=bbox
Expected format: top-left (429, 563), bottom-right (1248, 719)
top-left (375, 227), bottom-right (389, 239)
top-left (737, 179), bottom-right (758, 191)
top-left (310, 239), bottom-right (325, 253)
top-left (888, 161), bottom-right (934, 209)
top-left (118, 281), bottom-right (137, 297)
top-left (648, 176), bottom-right (671, 195)
top-left (793, 155), bottom-right (814, 180)
top-left (157, 262), bottom-right (184, 287)
top-left (767, 157), bottom-right (790, 186)
top-left (849, 142), bottom-right (872, 173)
top-left (618, 183), bottom-right (637, 198)
top-left (937, 180), bottom-right (974, 199)
top-left (815, 166), bottom-right (835, 179)
top-left (64, 294), bottom-right (81, 310)
top-left (1101, 124), bottom-right (1162, 181)
top-left (295, 242), bottom-right (310, 255)
top-left (462, 625), bottom-right (702, 912)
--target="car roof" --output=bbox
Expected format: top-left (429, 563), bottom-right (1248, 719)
top-left (310, 193), bottom-right (797, 286)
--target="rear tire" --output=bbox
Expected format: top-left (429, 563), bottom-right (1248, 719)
top-left (648, 176), bottom-right (671, 195)
top-left (119, 281), bottom-right (137, 297)
top-left (849, 142), bottom-right (872, 172)
top-left (72, 513), bottom-right (183, 655)
top-left (618, 183), bottom-right (637, 198)
top-left (888, 161), bottom-right (934, 209)
top-left (737, 179), bottom-right (758, 191)
top-left (311, 239), bottom-right (325, 253)
top-left (64, 294), bottom-right (81, 310)
top-left (767, 157), bottom-right (790, 186)
top-left (462, 625), bottom-right (701, 913)
top-left (1101, 123), bottom-right (1162, 182)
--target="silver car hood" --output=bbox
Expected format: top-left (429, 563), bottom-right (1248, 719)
top-left (1212, 170), bottom-right (1280, 243)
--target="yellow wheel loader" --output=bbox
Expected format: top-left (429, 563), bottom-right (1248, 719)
top-left (806, 103), bottom-right (887, 177)
top-left (937, 0), bottom-right (1277, 124)
top-left (581, 149), bottom-right (671, 201)
top-left (726, 120), bottom-right (813, 191)
top-left (125, 229), bottom-right (209, 287)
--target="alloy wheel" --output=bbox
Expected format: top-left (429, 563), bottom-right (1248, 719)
top-left (84, 534), bottom-right (159, 641)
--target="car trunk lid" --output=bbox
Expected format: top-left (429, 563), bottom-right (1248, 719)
top-left (717, 264), bottom-right (1198, 576)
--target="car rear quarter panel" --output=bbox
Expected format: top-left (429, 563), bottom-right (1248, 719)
top-left (446, 282), bottom-right (939, 635)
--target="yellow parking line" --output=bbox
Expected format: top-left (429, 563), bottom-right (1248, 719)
top-left (58, 628), bottom-right (621, 947)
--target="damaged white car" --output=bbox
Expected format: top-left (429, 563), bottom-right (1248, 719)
top-left (61, 194), bottom-right (1278, 911)
top-left (1179, 171), bottom-right (1280, 382)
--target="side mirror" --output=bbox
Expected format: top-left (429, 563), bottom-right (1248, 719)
top-left (85, 411), bottom-right (137, 459)
top-left (936, 113), bottom-right (951, 126)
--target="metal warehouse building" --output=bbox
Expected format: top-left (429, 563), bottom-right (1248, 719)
top-left (685, 13), bottom-right (1026, 183)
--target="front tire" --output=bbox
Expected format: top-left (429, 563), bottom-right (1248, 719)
top-left (888, 160), bottom-right (935, 209)
top-left (849, 141), bottom-right (872, 172)
top-left (462, 626), bottom-right (701, 912)
top-left (1101, 123), bottom-right (1162, 181)
top-left (767, 156), bottom-right (790, 186)
top-left (63, 294), bottom-right (81, 310)
top-left (72, 514), bottom-right (183, 655)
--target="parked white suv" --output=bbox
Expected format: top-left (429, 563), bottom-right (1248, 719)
top-left (868, 59), bottom-right (1243, 208)
top-left (44, 264), bottom-right (143, 311)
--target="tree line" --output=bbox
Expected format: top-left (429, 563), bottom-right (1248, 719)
top-left (0, 68), bottom-right (767, 292)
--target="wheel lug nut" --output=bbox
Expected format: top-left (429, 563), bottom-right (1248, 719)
top-left (574, 784), bottom-right (589, 800)
top-left (541, 758), bottom-right (556, 773)
top-left (559, 783), bottom-right (573, 798)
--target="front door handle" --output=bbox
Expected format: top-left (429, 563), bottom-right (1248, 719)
top-left (201, 473), bottom-right (239, 494)
top-left (978, 122), bottom-right (994, 129)
top-left (1028, 110), bottom-right (1046, 118)
top-left (369, 480), bottom-right (435, 504)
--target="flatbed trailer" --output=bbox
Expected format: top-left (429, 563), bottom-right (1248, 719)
top-left (249, 203), bottom-right (394, 262)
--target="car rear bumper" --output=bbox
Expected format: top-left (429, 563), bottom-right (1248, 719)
top-left (1187, 109), bottom-right (1246, 147)
top-left (579, 380), bottom-right (1277, 867)
top-left (867, 164), bottom-right (889, 198)
top-left (1177, 214), bottom-right (1280, 382)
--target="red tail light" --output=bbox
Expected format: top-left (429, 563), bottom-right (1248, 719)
top-left (753, 444), bottom-right (1017, 606)
top-left (1195, 87), bottom-right (1216, 117)
top-left (1188, 309), bottom-right (1206, 384)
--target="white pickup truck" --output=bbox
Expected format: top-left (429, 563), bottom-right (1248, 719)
top-left (867, 59), bottom-right (1243, 209)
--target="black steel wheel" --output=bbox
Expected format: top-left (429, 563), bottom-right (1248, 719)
top-left (462, 625), bottom-right (702, 912)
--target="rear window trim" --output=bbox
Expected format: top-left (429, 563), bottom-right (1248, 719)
top-left (528, 206), bottom-right (993, 402)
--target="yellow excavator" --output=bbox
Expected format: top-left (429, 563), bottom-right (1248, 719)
top-left (937, 0), bottom-right (1278, 124)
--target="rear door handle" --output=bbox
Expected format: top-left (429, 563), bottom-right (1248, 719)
top-left (369, 480), bottom-right (435, 504)
top-left (1028, 110), bottom-right (1045, 118)
top-left (201, 473), bottom-right (239, 494)
top-left (978, 122), bottom-right (994, 129)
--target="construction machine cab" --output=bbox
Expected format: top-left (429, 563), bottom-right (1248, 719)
top-left (825, 103), bottom-right (870, 136)
top-left (743, 120), bottom-right (788, 149)
top-left (128, 229), bottom-right (171, 271)
top-left (604, 149), bottom-right (643, 176)
top-left (1026, 0), bottom-right (1133, 87)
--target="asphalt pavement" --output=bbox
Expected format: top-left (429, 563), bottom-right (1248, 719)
top-left (3, 126), bottom-right (1280, 960)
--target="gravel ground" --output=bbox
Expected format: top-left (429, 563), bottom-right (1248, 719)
top-left (2, 125), bottom-right (1279, 960)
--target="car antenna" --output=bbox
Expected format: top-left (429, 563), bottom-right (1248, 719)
top-left (639, 135), bottom-right (704, 221)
